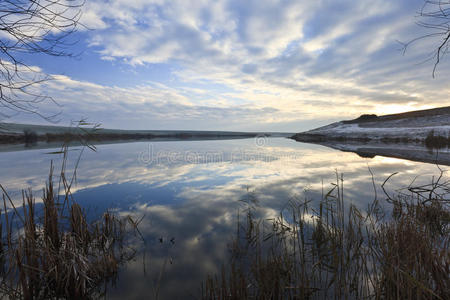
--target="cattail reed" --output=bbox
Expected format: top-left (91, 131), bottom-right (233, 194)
top-left (0, 147), bottom-right (141, 298)
top-left (203, 172), bottom-right (449, 299)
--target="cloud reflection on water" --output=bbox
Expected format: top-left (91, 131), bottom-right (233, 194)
top-left (0, 138), bottom-right (447, 298)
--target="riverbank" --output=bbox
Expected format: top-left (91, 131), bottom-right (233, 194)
top-left (0, 122), bottom-right (292, 145)
top-left (291, 106), bottom-right (450, 147)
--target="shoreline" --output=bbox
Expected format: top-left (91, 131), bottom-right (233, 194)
top-left (0, 122), bottom-right (293, 145)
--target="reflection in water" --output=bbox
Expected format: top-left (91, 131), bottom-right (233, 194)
top-left (307, 140), bottom-right (450, 166)
top-left (0, 138), bottom-right (448, 299)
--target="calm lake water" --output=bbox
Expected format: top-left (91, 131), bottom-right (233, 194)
top-left (0, 137), bottom-right (448, 299)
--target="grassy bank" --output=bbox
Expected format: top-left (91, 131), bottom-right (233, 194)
top-left (291, 106), bottom-right (450, 147)
top-left (0, 122), bottom-right (276, 146)
top-left (290, 132), bottom-right (424, 144)
top-left (291, 129), bottom-right (450, 150)
top-left (203, 173), bottom-right (450, 299)
top-left (0, 131), bottom-right (253, 145)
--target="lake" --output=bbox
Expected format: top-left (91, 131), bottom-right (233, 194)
top-left (0, 137), bottom-right (447, 299)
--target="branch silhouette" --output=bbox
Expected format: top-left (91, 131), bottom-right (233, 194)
top-left (0, 0), bottom-right (85, 121)
top-left (403, 1), bottom-right (450, 77)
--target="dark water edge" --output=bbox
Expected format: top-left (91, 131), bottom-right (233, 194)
top-left (0, 132), bottom-right (293, 152)
top-left (0, 132), bottom-right (257, 145)
top-left (290, 138), bottom-right (450, 166)
top-left (0, 137), bottom-right (253, 153)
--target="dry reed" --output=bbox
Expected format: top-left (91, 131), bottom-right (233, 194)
top-left (0, 147), bottom-right (142, 299)
top-left (203, 172), bottom-right (450, 299)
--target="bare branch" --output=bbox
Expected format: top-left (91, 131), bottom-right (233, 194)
top-left (405, 1), bottom-right (450, 77)
top-left (0, 0), bottom-right (84, 121)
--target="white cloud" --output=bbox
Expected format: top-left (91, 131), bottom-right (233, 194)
top-left (11, 0), bottom-right (449, 131)
top-left (16, 75), bottom-right (286, 130)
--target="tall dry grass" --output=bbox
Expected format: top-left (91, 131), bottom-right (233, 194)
top-left (0, 147), bottom-right (142, 299)
top-left (203, 172), bottom-right (449, 299)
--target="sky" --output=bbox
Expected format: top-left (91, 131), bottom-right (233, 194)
top-left (3, 0), bottom-right (450, 132)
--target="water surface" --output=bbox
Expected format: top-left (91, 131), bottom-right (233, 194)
top-left (0, 138), bottom-right (447, 299)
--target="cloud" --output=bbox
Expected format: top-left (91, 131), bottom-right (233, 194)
top-left (22, 76), bottom-right (282, 130)
top-left (14, 0), bottom-right (449, 131)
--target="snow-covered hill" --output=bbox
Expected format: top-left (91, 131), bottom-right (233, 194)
top-left (291, 106), bottom-right (450, 143)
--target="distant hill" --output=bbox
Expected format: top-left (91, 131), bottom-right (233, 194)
top-left (291, 106), bottom-right (450, 147)
top-left (0, 122), bottom-right (293, 145)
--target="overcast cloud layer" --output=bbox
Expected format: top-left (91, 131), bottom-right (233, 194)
top-left (8, 0), bottom-right (450, 131)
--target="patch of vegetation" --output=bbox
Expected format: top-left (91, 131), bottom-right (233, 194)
top-left (0, 149), bottom-right (142, 298)
top-left (203, 173), bottom-right (450, 299)
top-left (343, 114), bottom-right (379, 124)
top-left (23, 130), bottom-right (38, 146)
top-left (425, 130), bottom-right (450, 149)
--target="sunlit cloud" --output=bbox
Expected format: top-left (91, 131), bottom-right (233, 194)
top-left (6, 0), bottom-right (450, 131)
